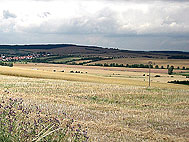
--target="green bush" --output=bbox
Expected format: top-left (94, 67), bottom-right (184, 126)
top-left (0, 62), bottom-right (13, 67)
top-left (168, 67), bottom-right (174, 75)
top-left (168, 80), bottom-right (189, 85)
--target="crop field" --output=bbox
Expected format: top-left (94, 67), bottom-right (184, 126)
top-left (0, 63), bottom-right (189, 141)
top-left (14, 63), bottom-right (189, 85)
top-left (49, 57), bottom-right (81, 63)
top-left (91, 58), bottom-right (189, 68)
top-left (37, 56), bottom-right (59, 60)
top-left (74, 60), bottom-right (92, 64)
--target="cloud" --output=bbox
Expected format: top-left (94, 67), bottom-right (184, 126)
top-left (38, 12), bottom-right (51, 18)
top-left (32, 0), bottom-right (189, 1)
top-left (103, 0), bottom-right (189, 2)
top-left (3, 10), bottom-right (17, 19)
top-left (16, 3), bottom-right (189, 36)
top-left (0, 0), bottom-right (189, 51)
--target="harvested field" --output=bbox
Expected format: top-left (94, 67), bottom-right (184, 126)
top-left (14, 63), bottom-right (189, 85)
top-left (0, 63), bottom-right (189, 141)
top-left (91, 58), bottom-right (189, 68)
top-left (0, 74), bottom-right (189, 141)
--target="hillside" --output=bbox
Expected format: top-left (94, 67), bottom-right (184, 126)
top-left (1, 44), bottom-right (189, 59)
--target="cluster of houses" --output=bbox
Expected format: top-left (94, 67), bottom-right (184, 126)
top-left (0, 54), bottom-right (41, 62)
top-left (0, 55), bottom-right (34, 61)
top-left (0, 53), bottom-right (49, 62)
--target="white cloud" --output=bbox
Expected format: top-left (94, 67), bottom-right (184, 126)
top-left (3, 10), bottom-right (17, 19)
top-left (0, 0), bottom-right (189, 51)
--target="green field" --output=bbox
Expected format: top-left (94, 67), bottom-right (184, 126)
top-left (50, 57), bottom-right (81, 63)
top-left (0, 63), bottom-right (189, 141)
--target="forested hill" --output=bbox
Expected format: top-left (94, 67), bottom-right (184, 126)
top-left (0, 44), bottom-right (189, 59)
top-left (0, 44), bottom-right (95, 49)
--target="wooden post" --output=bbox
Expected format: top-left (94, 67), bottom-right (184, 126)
top-left (148, 61), bottom-right (152, 87)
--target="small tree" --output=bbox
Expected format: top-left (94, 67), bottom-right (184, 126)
top-left (167, 65), bottom-right (169, 69)
top-left (103, 63), bottom-right (109, 67)
top-left (170, 65), bottom-right (174, 69)
top-left (155, 65), bottom-right (159, 69)
top-left (168, 67), bottom-right (174, 75)
top-left (8, 62), bottom-right (13, 67)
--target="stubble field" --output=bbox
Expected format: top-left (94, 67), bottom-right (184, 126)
top-left (91, 58), bottom-right (189, 68)
top-left (0, 63), bottom-right (189, 141)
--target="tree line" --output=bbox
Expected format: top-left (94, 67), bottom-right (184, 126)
top-left (0, 61), bottom-right (13, 67)
top-left (87, 63), bottom-right (188, 70)
top-left (168, 80), bottom-right (189, 85)
top-left (88, 63), bottom-right (154, 68)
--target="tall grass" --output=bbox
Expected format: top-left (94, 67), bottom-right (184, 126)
top-left (0, 97), bottom-right (89, 142)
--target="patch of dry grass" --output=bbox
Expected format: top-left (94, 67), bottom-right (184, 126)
top-left (92, 58), bottom-right (189, 68)
top-left (0, 74), bottom-right (189, 141)
top-left (1, 65), bottom-right (188, 90)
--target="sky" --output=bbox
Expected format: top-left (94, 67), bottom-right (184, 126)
top-left (0, 0), bottom-right (189, 51)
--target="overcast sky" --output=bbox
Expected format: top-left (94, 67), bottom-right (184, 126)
top-left (0, 0), bottom-right (189, 51)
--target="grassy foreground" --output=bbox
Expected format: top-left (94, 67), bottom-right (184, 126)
top-left (0, 97), bottom-right (88, 142)
top-left (0, 65), bottom-right (189, 141)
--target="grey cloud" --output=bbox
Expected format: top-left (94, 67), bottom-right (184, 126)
top-left (19, 8), bottom-right (119, 35)
top-left (44, 12), bottom-right (50, 17)
top-left (1, 0), bottom-right (189, 51)
top-left (3, 10), bottom-right (17, 19)
top-left (38, 12), bottom-right (51, 18)
top-left (17, 5), bottom-right (189, 37)
top-left (162, 16), bottom-right (177, 25)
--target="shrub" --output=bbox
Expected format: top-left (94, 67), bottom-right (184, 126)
top-left (168, 80), bottom-right (189, 85)
top-left (155, 65), bottom-right (159, 69)
top-left (167, 65), bottom-right (169, 69)
top-left (0, 62), bottom-right (13, 67)
top-left (168, 67), bottom-right (174, 75)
